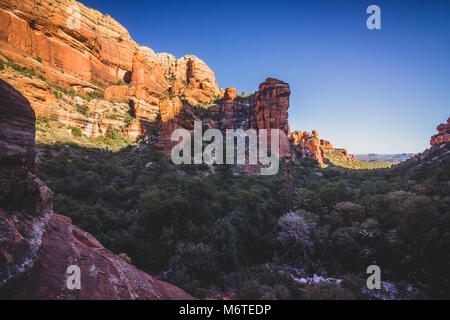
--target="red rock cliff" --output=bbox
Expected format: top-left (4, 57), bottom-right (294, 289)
top-left (0, 79), bottom-right (193, 300)
top-left (0, 0), bottom-right (221, 142)
top-left (157, 78), bottom-right (292, 160)
top-left (430, 117), bottom-right (450, 147)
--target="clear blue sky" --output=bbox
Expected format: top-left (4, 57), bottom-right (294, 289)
top-left (82, 0), bottom-right (449, 154)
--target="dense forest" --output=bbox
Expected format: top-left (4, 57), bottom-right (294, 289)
top-left (36, 132), bottom-right (450, 299)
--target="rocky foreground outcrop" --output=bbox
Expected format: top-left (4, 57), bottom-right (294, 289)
top-left (0, 0), bottom-right (221, 141)
top-left (430, 117), bottom-right (450, 147)
top-left (0, 79), bottom-right (192, 299)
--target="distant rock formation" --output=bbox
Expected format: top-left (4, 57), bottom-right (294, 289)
top-left (224, 87), bottom-right (237, 101)
top-left (430, 117), bottom-right (450, 147)
top-left (153, 78), bottom-right (292, 175)
top-left (289, 130), bottom-right (355, 165)
top-left (0, 0), bottom-right (221, 141)
top-left (0, 79), bottom-right (193, 300)
top-left (0, 0), bottom-right (360, 172)
top-left (254, 79), bottom-right (291, 158)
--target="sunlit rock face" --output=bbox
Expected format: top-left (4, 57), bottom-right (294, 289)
top-left (0, 0), bottom-right (295, 171)
top-left (430, 117), bottom-right (450, 147)
top-left (0, 79), bottom-right (193, 300)
top-left (0, 0), bottom-right (221, 142)
top-left (289, 129), bottom-right (355, 165)
top-left (224, 87), bottom-right (238, 101)
top-left (156, 78), bottom-right (292, 158)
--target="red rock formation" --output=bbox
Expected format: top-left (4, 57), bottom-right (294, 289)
top-left (0, 79), bottom-right (193, 300)
top-left (156, 78), bottom-right (292, 162)
top-left (0, 0), bottom-right (137, 86)
top-left (157, 96), bottom-right (191, 152)
top-left (217, 78), bottom-right (291, 160)
top-left (289, 130), bottom-right (354, 165)
top-left (320, 139), bottom-right (333, 149)
top-left (305, 137), bottom-right (323, 164)
top-left (131, 53), bottom-right (168, 92)
top-left (253, 78), bottom-right (291, 159)
top-left (254, 78), bottom-right (290, 134)
top-left (0, 0), bottom-right (221, 142)
top-left (290, 131), bottom-right (304, 145)
top-left (430, 117), bottom-right (450, 147)
top-left (150, 53), bottom-right (222, 105)
top-left (224, 87), bottom-right (237, 100)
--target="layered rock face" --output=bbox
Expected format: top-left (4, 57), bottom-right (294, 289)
top-left (253, 79), bottom-right (291, 158)
top-left (289, 130), bottom-right (355, 165)
top-left (0, 0), bottom-right (221, 141)
top-left (0, 79), bottom-right (192, 300)
top-left (0, 79), bottom-right (53, 291)
top-left (430, 117), bottom-right (450, 147)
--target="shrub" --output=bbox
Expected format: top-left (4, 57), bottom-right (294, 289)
top-left (211, 215), bottom-right (238, 271)
top-left (75, 104), bottom-right (88, 116)
top-left (169, 242), bottom-right (218, 283)
top-left (90, 80), bottom-right (106, 89)
top-left (106, 125), bottom-right (121, 140)
top-left (124, 113), bottom-right (135, 124)
top-left (86, 90), bottom-right (104, 100)
top-left (70, 127), bottom-right (83, 137)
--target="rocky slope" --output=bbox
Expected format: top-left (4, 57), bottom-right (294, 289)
top-left (0, 0), bottom-right (221, 142)
top-left (0, 79), bottom-right (193, 300)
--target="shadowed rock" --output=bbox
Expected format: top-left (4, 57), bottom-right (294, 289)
top-left (0, 79), bottom-right (193, 300)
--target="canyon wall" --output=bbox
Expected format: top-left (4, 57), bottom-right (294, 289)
top-left (0, 0), bottom-right (221, 141)
top-left (0, 0), bottom-right (357, 169)
top-left (0, 79), bottom-right (192, 300)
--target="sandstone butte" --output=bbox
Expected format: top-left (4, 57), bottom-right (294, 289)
top-left (430, 117), bottom-right (450, 147)
top-left (0, 79), bottom-right (193, 300)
